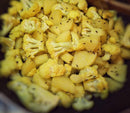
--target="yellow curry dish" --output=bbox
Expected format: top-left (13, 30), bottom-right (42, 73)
top-left (0, 0), bottom-right (130, 112)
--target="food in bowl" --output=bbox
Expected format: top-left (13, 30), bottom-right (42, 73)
top-left (0, 0), bottom-right (130, 112)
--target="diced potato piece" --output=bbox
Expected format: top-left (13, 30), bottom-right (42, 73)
top-left (34, 54), bottom-right (49, 67)
top-left (56, 31), bottom-right (71, 42)
top-left (72, 51), bottom-right (97, 69)
top-left (105, 77), bottom-right (124, 93)
top-left (43, 0), bottom-right (57, 15)
top-left (67, 10), bottom-right (81, 23)
top-left (121, 48), bottom-right (130, 59)
top-left (60, 52), bottom-right (73, 64)
top-left (77, 0), bottom-right (88, 12)
top-left (107, 64), bottom-right (127, 83)
top-left (102, 10), bottom-right (115, 19)
top-left (64, 64), bottom-right (72, 77)
top-left (109, 18), bottom-right (115, 30)
top-left (94, 57), bottom-right (109, 75)
top-left (121, 24), bottom-right (130, 48)
top-left (109, 30), bottom-right (119, 40)
top-left (83, 76), bottom-right (108, 92)
top-left (0, 58), bottom-right (17, 77)
top-left (47, 32), bottom-right (57, 39)
top-left (49, 25), bottom-right (61, 35)
top-left (57, 91), bottom-right (73, 108)
top-left (75, 84), bottom-right (85, 97)
top-left (21, 58), bottom-right (36, 77)
top-left (61, 2), bottom-right (77, 11)
top-left (33, 73), bottom-right (49, 90)
top-left (15, 38), bottom-right (23, 49)
top-left (114, 18), bottom-right (124, 35)
top-left (111, 55), bottom-right (124, 65)
top-left (86, 7), bottom-right (101, 20)
top-left (80, 37), bottom-right (100, 52)
top-left (59, 18), bottom-right (74, 32)
top-left (39, 59), bottom-right (65, 79)
top-left (52, 76), bottom-right (75, 94)
top-left (108, 37), bottom-right (117, 44)
top-left (70, 74), bottom-right (83, 84)
top-left (93, 18), bottom-right (109, 32)
top-left (101, 52), bottom-right (111, 61)
top-left (49, 10), bottom-right (63, 25)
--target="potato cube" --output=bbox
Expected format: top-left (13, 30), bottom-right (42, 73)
top-left (43, 0), bottom-right (57, 15)
top-left (107, 64), bottom-right (127, 83)
top-left (49, 25), bottom-right (61, 35)
top-left (59, 18), bottom-right (74, 32)
top-left (49, 10), bottom-right (63, 25)
top-left (52, 76), bottom-right (75, 94)
top-left (33, 73), bottom-right (49, 90)
top-left (105, 77), bottom-right (123, 93)
top-left (57, 91), bottom-right (73, 108)
top-left (56, 31), bottom-right (71, 42)
top-left (75, 84), bottom-right (85, 97)
top-left (60, 52), bottom-right (73, 64)
top-left (121, 48), bottom-right (130, 59)
top-left (64, 64), bottom-right (72, 77)
top-left (34, 54), bottom-right (49, 67)
top-left (22, 58), bottom-right (36, 76)
top-left (80, 37), bottom-right (100, 52)
top-left (72, 51), bottom-right (97, 69)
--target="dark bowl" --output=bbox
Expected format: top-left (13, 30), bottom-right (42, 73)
top-left (0, 0), bottom-right (130, 113)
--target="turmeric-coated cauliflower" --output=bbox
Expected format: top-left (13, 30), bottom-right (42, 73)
top-left (46, 38), bottom-right (72, 59)
top-left (20, 0), bottom-right (41, 19)
top-left (23, 34), bottom-right (45, 58)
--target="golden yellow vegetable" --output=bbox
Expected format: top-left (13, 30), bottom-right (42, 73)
top-left (51, 76), bottom-right (75, 94)
top-left (72, 51), bottom-right (97, 69)
top-left (0, 0), bottom-right (129, 112)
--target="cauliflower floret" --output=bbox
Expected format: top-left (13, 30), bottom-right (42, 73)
top-left (71, 32), bottom-right (84, 51)
top-left (8, 79), bottom-right (59, 113)
top-left (86, 7), bottom-right (101, 20)
top-left (52, 4), bottom-right (67, 15)
top-left (72, 97), bottom-right (94, 111)
top-left (60, 0), bottom-right (87, 12)
top-left (68, 10), bottom-right (81, 23)
top-left (83, 76), bottom-right (108, 92)
top-left (46, 38), bottom-right (72, 60)
top-left (81, 23), bottom-right (106, 38)
top-left (40, 15), bottom-right (53, 32)
top-left (23, 34), bottom-right (45, 58)
top-left (38, 59), bottom-right (65, 79)
top-left (77, 0), bottom-right (88, 12)
top-left (21, 17), bottom-right (41, 34)
top-left (70, 66), bottom-right (99, 83)
top-left (8, 0), bottom-right (23, 16)
top-left (20, 0), bottom-right (41, 19)
top-left (0, 14), bottom-right (20, 36)
top-left (9, 24), bottom-right (24, 40)
top-left (102, 43), bottom-right (121, 55)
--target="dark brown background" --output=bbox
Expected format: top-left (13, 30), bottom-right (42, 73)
top-left (0, 0), bottom-right (130, 113)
